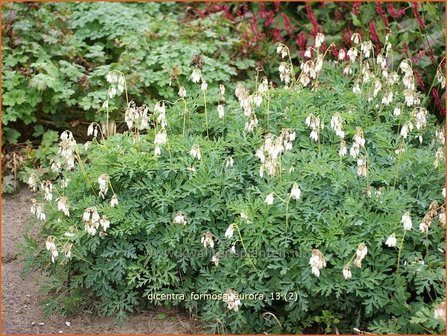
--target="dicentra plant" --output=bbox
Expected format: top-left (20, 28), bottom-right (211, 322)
top-left (23, 32), bottom-right (445, 333)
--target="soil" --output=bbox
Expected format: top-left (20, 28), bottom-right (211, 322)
top-left (2, 188), bottom-right (201, 334)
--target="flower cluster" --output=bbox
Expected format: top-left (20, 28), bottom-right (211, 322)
top-left (305, 114), bottom-right (322, 142)
top-left (330, 113), bottom-right (345, 139)
top-left (58, 131), bottom-right (77, 170)
top-left (276, 43), bottom-right (288, 59)
top-left (45, 236), bottom-right (58, 263)
top-left (153, 102), bottom-right (168, 155)
top-left (435, 66), bottom-right (446, 89)
top-left (41, 180), bottom-right (53, 201)
top-left (419, 201), bottom-right (439, 234)
top-left (350, 127), bottom-right (365, 158)
top-left (201, 231), bottom-right (215, 249)
top-left (256, 129), bottom-right (296, 177)
top-left (234, 83), bottom-right (259, 132)
top-left (87, 123), bottom-right (100, 138)
top-left (57, 196), bottom-right (70, 216)
top-left (82, 207), bottom-right (110, 235)
top-left (30, 199), bottom-right (46, 221)
top-left (223, 289), bottom-right (242, 312)
top-left (278, 61), bottom-right (292, 86)
top-left (399, 59), bottom-right (420, 107)
top-left (124, 101), bottom-right (151, 131)
top-left (106, 71), bottom-right (126, 99)
top-left (356, 157), bottom-right (368, 177)
top-left (309, 249), bottom-right (326, 277)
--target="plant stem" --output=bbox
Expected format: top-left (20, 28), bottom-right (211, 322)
top-left (203, 91), bottom-right (209, 139)
top-left (285, 195), bottom-right (292, 233)
top-left (74, 145), bottom-right (95, 195)
top-left (182, 99), bottom-right (188, 138)
top-left (234, 224), bottom-right (257, 271)
top-left (396, 230), bottom-right (407, 274)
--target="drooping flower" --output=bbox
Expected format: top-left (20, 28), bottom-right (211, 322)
top-left (51, 159), bottom-right (62, 173)
top-left (201, 80), bottom-right (208, 92)
top-left (62, 243), bottom-right (72, 259)
top-left (401, 212), bottom-right (412, 231)
top-left (154, 130), bottom-right (167, 156)
top-left (87, 123), bottom-right (95, 137)
top-left (223, 289), bottom-right (242, 312)
top-left (385, 233), bottom-right (397, 247)
top-left (225, 156), bottom-right (234, 168)
top-left (351, 33), bottom-right (360, 44)
top-left (347, 47), bottom-right (358, 63)
top-left (265, 193), bottom-right (274, 205)
top-left (339, 140), bottom-right (347, 157)
top-left (304, 47), bottom-right (312, 58)
top-left (290, 183), bottom-right (301, 200)
top-left (342, 265), bottom-right (352, 280)
top-left (276, 43), bottom-right (288, 59)
top-left (350, 127), bottom-right (366, 158)
top-left (419, 222), bottom-right (429, 234)
top-left (97, 174), bottom-right (109, 199)
top-left (110, 194), bottom-right (119, 207)
top-left (190, 144), bottom-right (202, 160)
top-left (354, 243), bottom-right (367, 268)
top-left (434, 302), bottom-right (446, 322)
top-left (57, 197), bottom-right (70, 217)
top-left (439, 208), bottom-right (445, 226)
top-left (217, 104), bottom-right (225, 119)
top-left (253, 95), bottom-right (262, 107)
top-left (173, 211), bottom-right (186, 225)
top-left (314, 32), bottom-right (325, 48)
top-left (201, 231), bottom-right (214, 249)
top-left (100, 216), bottom-right (110, 231)
top-left (191, 69), bottom-right (201, 83)
top-left (178, 86), bottom-right (186, 98)
top-left (211, 253), bottom-right (220, 266)
top-left (229, 243), bottom-right (237, 255)
top-left (33, 202), bottom-right (46, 221)
top-left (225, 224), bottom-right (234, 239)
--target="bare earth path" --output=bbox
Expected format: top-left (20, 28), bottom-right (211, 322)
top-left (2, 188), bottom-right (200, 334)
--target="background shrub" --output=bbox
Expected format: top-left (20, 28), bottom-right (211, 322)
top-left (1, 2), bottom-right (255, 146)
